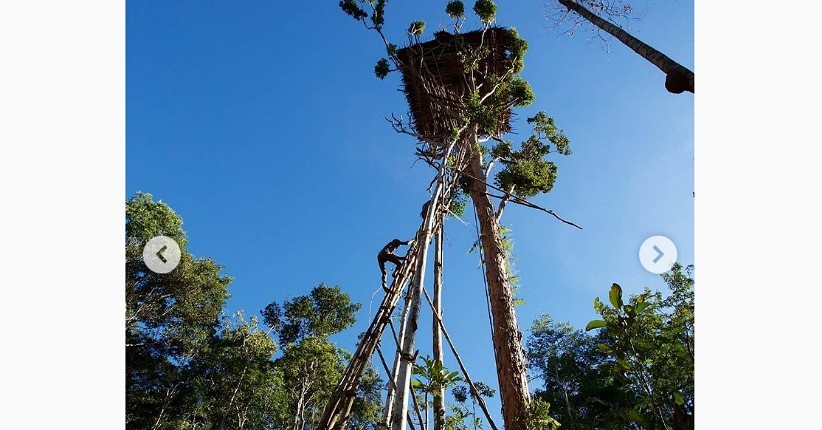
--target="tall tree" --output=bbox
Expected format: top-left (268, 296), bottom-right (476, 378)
top-left (337, 2), bottom-right (574, 428)
top-left (127, 193), bottom-right (376, 429)
top-left (126, 192), bottom-right (233, 429)
top-left (527, 315), bottom-right (637, 429)
top-left (548, 0), bottom-right (694, 93)
top-left (262, 284), bottom-right (383, 430)
top-left (190, 312), bottom-right (283, 429)
top-left (464, 110), bottom-right (571, 430)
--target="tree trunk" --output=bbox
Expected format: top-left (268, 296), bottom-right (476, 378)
top-left (558, 0), bottom-right (694, 94)
top-left (554, 367), bottom-right (575, 430)
top-left (432, 228), bottom-right (446, 430)
top-left (465, 132), bottom-right (531, 430)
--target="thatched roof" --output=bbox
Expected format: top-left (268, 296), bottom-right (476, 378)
top-left (397, 27), bottom-right (514, 143)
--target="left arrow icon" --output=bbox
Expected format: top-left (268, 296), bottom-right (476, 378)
top-left (143, 236), bottom-right (181, 274)
top-left (156, 245), bottom-right (169, 263)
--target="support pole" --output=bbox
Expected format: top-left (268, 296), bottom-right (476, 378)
top-left (422, 288), bottom-right (499, 430)
top-left (432, 228), bottom-right (446, 430)
top-left (385, 187), bottom-right (442, 430)
top-left (376, 345), bottom-right (423, 430)
top-left (318, 136), bottom-right (465, 430)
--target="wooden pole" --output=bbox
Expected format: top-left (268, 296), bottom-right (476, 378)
top-left (386, 190), bottom-right (441, 430)
top-left (432, 228), bottom-right (446, 430)
top-left (376, 345), bottom-right (423, 430)
top-left (422, 288), bottom-right (499, 430)
top-left (318, 136), bottom-right (465, 430)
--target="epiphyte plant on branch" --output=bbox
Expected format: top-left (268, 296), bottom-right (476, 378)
top-left (337, 2), bottom-right (576, 430)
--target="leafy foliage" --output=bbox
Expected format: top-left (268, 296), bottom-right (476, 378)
top-left (465, 90), bottom-right (500, 134)
top-left (339, 0), bottom-right (367, 21)
top-left (261, 284), bottom-right (376, 428)
top-left (412, 355), bottom-right (463, 428)
top-left (408, 20), bottom-right (427, 36)
top-left (413, 355), bottom-right (463, 399)
top-left (504, 28), bottom-right (528, 74)
top-left (527, 265), bottom-right (694, 429)
top-left (448, 190), bottom-right (469, 218)
top-left (190, 312), bottom-right (283, 429)
top-left (446, 1), bottom-right (466, 19)
top-left (375, 58), bottom-right (390, 79)
top-left (371, 0), bottom-right (387, 28)
top-left (527, 315), bottom-right (637, 429)
top-left (492, 112), bottom-right (571, 198)
top-left (473, 0), bottom-right (498, 24)
top-left (126, 193), bottom-right (380, 429)
top-left (445, 404), bottom-right (483, 430)
top-left (508, 77), bottom-right (535, 107)
top-left (449, 381), bottom-right (496, 430)
top-left (524, 398), bottom-right (562, 430)
top-left (126, 192), bottom-right (234, 428)
top-left (274, 336), bottom-right (348, 428)
top-left (261, 283), bottom-right (361, 346)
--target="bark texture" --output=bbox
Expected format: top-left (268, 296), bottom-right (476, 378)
top-left (465, 135), bottom-right (531, 430)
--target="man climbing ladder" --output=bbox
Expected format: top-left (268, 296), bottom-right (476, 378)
top-left (377, 238), bottom-right (413, 291)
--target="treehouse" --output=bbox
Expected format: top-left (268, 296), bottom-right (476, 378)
top-left (396, 27), bottom-right (518, 143)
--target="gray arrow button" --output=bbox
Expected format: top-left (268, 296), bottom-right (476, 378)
top-left (143, 236), bottom-right (181, 274)
top-left (652, 245), bottom-right (664, 263)
top-left (639, 236), bottom-right (677, 274)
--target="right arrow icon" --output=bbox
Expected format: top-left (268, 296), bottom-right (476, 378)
top-left (652, 245), bottom-right (664, 263)
top-left (640, 236), bottom-right (678, 274)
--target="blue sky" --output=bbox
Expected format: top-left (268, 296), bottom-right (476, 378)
top-left (127, 0), bottom-right (693, 421)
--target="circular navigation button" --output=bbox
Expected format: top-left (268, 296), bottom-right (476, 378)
top-left (639, 235), bottom-right (677, 275)
top-left (143, 235), bottom-right (182, 274)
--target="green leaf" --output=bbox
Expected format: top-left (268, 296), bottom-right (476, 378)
top-left (585, 320), bottom-right (607, 331)
top-left (616, 358), bottom-right (631, 371)
top-left (673, 392), bottom-right (684, 405)
top-left (626, 409), bottom-right (650, 427)
top-left (609, 283), bottom-right (623, 309)
top-left (634, 301), bottom-right (651, 314)
top-left (593, 297), bottom-right (605, 313)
